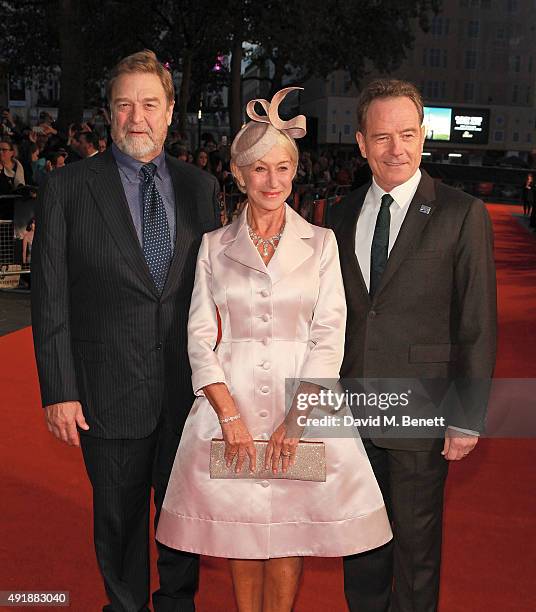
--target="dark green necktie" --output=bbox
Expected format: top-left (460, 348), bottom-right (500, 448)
top-left (369, 193), bottom-right (394, 298)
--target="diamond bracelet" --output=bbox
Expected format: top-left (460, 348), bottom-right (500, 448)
top-left (219, 413), bottom-right (241, 425)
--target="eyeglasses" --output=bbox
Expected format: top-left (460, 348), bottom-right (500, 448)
top-left (0, 147), bottom-right (13, 152)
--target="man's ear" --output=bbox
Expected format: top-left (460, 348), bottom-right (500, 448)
top-left (356, 131), bottom-right (367, 158)
top-left (420, 124), bottom-right (426, 149)
top-left (166, 101), bottom-right (175, 126)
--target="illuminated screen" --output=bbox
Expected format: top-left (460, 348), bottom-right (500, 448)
top-left (424, 106), bottom-right (490, 145)
top-left (424, 107), bottom-right (452, 141)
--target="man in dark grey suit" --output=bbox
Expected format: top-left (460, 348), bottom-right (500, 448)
top-left (330, 80), bottom-right (496, 612)
top-left (32, 50), bottom-right (220, 612)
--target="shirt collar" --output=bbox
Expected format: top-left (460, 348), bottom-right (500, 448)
top-left (369, 169), bottom-right (422, 211)
top-left (111, 143), bottom-right (166, 182)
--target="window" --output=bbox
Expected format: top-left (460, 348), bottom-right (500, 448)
top-left (443, 50), bottom-right (448, 68)
top-left (429, 49), bottom-right (441, 67)
top-left (468, 21), bottom-right (480, 38)
top-left (510, 56), bottom-right (521, 72)
top-left (422, 49), bottom-right (427, 66)
top-left (527, 133), bottom-right (532, 143)
top-left (431, 16), bottom-right (449, 36)
top-left (344, 124), bottom-right (350, 135)
top-left (465, 50), bottom-right (477, 69)
top-left (527, 86), bottom-right (532, 104)
top-left (513, 132), bottom-right (519, 142)
top-left (494, 131), bottom-right (504, 141)
top-left (512, 84), bottom-right (519, 103)
top-left (507, 0), bottom-right (518, 12)
top-left (425, 81), bottom-right (446, 100)
top-left (332, 124), bottom-right (337, 134)
top-left (464, 82), bottom-right (475, 101)
top-left (529, 56), bottom-right (533, 73)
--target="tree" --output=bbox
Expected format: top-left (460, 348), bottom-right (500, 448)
top-left (245, 0), bottom-right (441, 97)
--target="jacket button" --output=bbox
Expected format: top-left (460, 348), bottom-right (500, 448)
top-left (368, 310), bottom-right (377, 319)
top-left (262, 337), bottom-right (271, 345)
top-left (260, 481), bottom-right (270, 488)
top-left (259, 410), bottom-right (269, 418)
top-left (260, 289), bottom-right (270, 297)
top-left (260, 385), bottom-right (270, 394)
top-left (262, 361), bottom-right (271, 370)
top-left (261, 313), bottom-right (270, 322)
top-left (155, 343), bottom-right (163, 350)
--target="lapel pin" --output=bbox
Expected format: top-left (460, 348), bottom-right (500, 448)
top-left (419, 204), bottom-right (431, 215)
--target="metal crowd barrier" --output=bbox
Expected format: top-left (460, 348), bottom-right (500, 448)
top-left (0, 220), bottom-right (30, 290)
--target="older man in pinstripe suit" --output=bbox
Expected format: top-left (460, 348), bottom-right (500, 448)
top-left (32, 50), bottom-right (220, 612)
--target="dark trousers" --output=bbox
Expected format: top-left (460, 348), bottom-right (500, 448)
top-left (344, 439), bottom-right (449, 612)
top-left (80, 424), bottom-right (199, 612)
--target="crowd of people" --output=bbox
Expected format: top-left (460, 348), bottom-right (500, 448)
top-left (0, 103), bottom-right (375, 203)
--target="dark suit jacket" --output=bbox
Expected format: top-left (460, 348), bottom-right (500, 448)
top-left (32, 149), bottom-right (221, 438)
top-left (330, 170), bottom-right (497, 450)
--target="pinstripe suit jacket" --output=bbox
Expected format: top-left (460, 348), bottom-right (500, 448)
top-left (31, 149), bottom-right (221, 438)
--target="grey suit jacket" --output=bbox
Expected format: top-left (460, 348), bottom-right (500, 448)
top-left (32, 149), bottom-right (221, 438)
top-left (330, 170), bottom-right (497, 450)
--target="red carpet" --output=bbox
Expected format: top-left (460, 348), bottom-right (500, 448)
top-left (0, 204), bottom-right (534, 611)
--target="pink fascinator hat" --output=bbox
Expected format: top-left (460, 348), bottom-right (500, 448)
top-left (231, 87), bottom-right (307, 167)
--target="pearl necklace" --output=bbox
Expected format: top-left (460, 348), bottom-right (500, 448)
top-left (247, 217), bottom-right (285, 259)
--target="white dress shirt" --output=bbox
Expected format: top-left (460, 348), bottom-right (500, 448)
top-left (355, 169), bottom-right (421, 290)
top-left (354, 168), bottom-right (477, 436)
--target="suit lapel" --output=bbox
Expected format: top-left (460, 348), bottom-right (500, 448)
top-left (373, 170), bottom-right (437, 299)
top-left (338, 185), bottom-right (370, 302)
top-left (162, 158), bottom-right (197, 298)
top-left (87, 149), bottom-right (158, 296)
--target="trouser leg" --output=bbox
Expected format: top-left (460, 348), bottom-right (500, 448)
top-left (80, 432), bottom-right (158, 612)
top-left (152, 423), bottom-right (199, 612)
top-left (343, 439), bottom-right (393, 612)
top-left (388, 445), bottom-right (449, 612)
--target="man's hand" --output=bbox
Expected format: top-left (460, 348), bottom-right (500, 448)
top-left (441, 427), bottom-right (478, 460)
top-left (44, 401), bottom-right (89, 447)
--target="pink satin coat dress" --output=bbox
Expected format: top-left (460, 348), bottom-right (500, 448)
top-left (156, 204), bottom-right (392, 559)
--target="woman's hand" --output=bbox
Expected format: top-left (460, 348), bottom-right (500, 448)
top-left (221, 418), bottom-right (257, 473)
top-left (265, 422), bottom-right (301, 474)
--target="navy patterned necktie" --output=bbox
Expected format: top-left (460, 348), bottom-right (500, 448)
top-left (140, 162), bottom-right (172, 293)
top-left (369, 193), bottom-right (394, 298)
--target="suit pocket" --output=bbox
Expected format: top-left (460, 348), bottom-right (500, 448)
top-left (73, 340), bottom-right (107, 363)
top-left (405, 250), bottom-right (441, 260)
top-left (409, 344), bottom-right (457, 363)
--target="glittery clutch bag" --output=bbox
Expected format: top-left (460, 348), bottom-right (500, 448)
top-left (209, 439), bottom-right (326, 482)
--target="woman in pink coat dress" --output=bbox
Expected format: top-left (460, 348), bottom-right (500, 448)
top-left (156, 88), bottom-right (392, 611)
